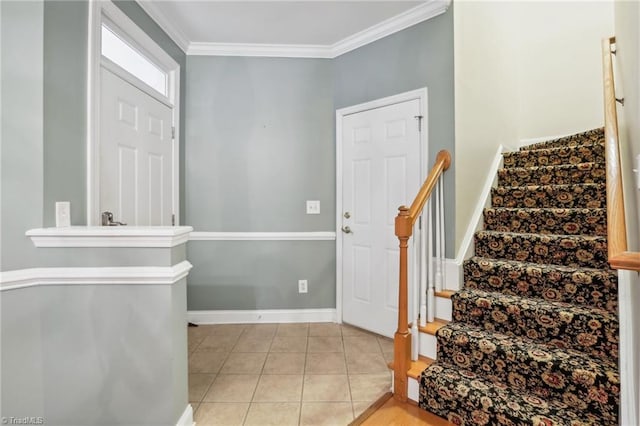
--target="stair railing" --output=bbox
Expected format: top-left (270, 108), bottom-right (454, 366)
top-left (602, 36), bottom-right (640, 272)
top-left (393, 149), bottom-right (451, 401)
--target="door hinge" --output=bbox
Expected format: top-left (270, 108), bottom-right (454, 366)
top-left (414, 115), bottom-right (424, 132)
top-left (171, 126), bottom-right (175, 139)
top-left (419, 216), bottom-right (422, 230)
top-left (172, 214), bottom-right (175, 226)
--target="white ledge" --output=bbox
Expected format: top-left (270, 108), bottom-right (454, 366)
top-left (189, 231), bottom-right (336, 241)
top-left (26, 226), bottom-right (193, 248)
top-left (0, 261), bottom-right (193, 291)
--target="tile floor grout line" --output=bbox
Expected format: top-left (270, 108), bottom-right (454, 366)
top-left (189, 323), bottom-right (392, 425)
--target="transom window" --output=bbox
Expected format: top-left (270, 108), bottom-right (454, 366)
top-left (101, 23), bottom-right (168, 97)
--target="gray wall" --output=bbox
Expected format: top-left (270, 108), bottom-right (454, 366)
top-left (185, 57), bottom-right (336, 310)
top-left (1, 0), bottom-right (44, 271)
top-left (43, 0), bottom-right (88, 227)
top-left (1, 0), bottom-right (187, 272)
top-left (1, 280), bottom-right (188, 425)
top-left (188, 241), bottom-right (336, 310)
top-left (1, 2), bottom-right (190, 423)
top-left (334, 9), bottom-right (455, 257)
top-left (185, 11), bottom-right (455, 310)
top-left (40, 0), bottom-right (187, 228)
top-left (185, 56), bottom-right (334, 231)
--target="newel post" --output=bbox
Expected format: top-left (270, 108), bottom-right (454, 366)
top-left (393, 206), bottom-right (413, 401)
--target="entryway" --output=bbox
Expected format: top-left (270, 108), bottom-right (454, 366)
top-left (337, 89), bottom-right (428, 338)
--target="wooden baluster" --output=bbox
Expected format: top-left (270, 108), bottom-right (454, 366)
top-left (394, 206), bottom-right (412, 402)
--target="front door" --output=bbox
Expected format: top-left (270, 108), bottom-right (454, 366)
top-left (341, 98), bottom-right (422, 337)
top-left (100, 67), bottom-right (174, 226)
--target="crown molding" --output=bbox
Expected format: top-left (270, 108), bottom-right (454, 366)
top-left (135, 0), bottom-right (190, 53)
top-left (330, 0), bottom-right (451, 57)
top-left (139, 0), bottom-right (451, 59)
top-left (188, 42), bottom-right (333, 59)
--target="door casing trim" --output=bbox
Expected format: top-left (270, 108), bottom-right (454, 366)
top-left (87, 0), bottom-right (181, 226)
top-left (335, 88), bottom-right (429, 326)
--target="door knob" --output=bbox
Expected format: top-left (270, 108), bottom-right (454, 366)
top-left (341, 226), bottom-right (352, 234)
top-left (101, 211), bottom-right (127, 226)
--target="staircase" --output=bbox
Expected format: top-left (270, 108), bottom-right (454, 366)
top-left (418, 128), bottom-right (620, 425)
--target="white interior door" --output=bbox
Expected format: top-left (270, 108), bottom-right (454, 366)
top-left (100, 67), bottom-right (173, 226)
top-left (341, 98), bottom-right (422, 337)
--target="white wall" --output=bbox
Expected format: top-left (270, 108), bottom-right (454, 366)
top-left (455, 0), bottom-right (614, 252)
top-left (454, 1), bottom-right (520, 251)
top-left (517, 1), bottom-right (614, 139)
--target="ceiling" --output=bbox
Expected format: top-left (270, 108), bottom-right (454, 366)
top-left (136, 1), bottom-right (449, 57)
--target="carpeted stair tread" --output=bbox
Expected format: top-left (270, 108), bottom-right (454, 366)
top-left (435, 322), bottom-right (619, 423)
top-left (420, 361), bottom-right (607, 426)
top-left (519, 128), bottom-right (604, 151)
top-left (504, 141), bottom-right (605, 169)
top-left (451, 288), bottom-right (618, 361)
top-left (498, 162), bottom-right (606, 187)
top-left (483, 207), bottom-right (606, 236)
top-left (419, 128), bottom-right (618, 424)
top-left (474, 230), bottom-right (609, 269)
top-left (491, 183), bottom-right (606, 209)
top-left (463, 256), bottom-right (618, 313)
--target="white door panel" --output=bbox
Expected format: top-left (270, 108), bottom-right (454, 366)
top-left (100, 67), bottom-right (173, 226)
top-left (342, 98), bottom-right (422, 337)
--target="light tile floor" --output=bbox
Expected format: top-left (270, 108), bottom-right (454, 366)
top-left (188, 322), bottom-right (394, 426)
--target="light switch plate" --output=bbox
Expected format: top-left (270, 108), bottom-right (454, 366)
top-left (306, 200), bottom-right (320, 214)
top-left (56, 201), bottom-right (71, 227)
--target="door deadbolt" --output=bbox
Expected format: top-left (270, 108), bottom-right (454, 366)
top-left (343, 212), bottom-right (351, 219)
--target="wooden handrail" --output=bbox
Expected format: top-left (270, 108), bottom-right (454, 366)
top-left (393, 149), bottom-right (452, 401)
top-left (602, 36), bottom-right (640, 272)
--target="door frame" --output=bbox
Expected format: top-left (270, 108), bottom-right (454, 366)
top-left (86, 0), bottom-right (181, 225)
top-left (335, 88), bottom-right (429, 325)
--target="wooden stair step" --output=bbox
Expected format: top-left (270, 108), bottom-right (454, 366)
top-left (435, 290), bottom-right (455, 299)
top-left (418, 319), bottom-right (449, 336)
top-left (388, 355), bottom-right (434, 380)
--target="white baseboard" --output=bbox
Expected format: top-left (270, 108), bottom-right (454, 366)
top-left (188, 308), bottom-right (337, 324)
top-left (455, 145), bottom-right (511, 268)
top-left (176, 404), bottom-right (194, 426)
top-left (518, 131), bottom-right (579, 149)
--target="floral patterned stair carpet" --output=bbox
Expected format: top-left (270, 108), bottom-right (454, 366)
top-left (419, 128), bottom-right (620, 425)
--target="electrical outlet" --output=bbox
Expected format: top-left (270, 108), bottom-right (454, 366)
top-left (298, 279), bottom-right (308, 294)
